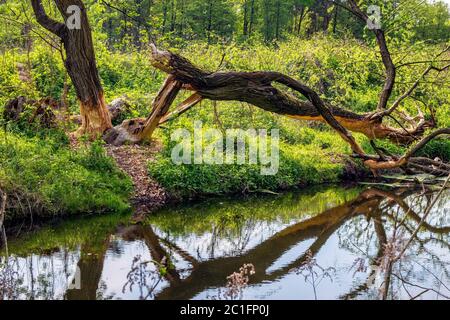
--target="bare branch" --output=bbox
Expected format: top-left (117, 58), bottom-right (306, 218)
top-left (370, 46), bottom-right (450, 120)
top-left (334, 0), bottom-right (396, 111)
top-left (30, 0), bottom-right (65, 38)
top-left (364, 128), bottom-right (450, 170)
top-left (159, 93), bottom-right (203, 125)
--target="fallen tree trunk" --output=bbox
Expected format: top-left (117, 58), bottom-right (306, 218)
top-left (106, 46), bottom-right (431, 146)
top-left (105, 45), bottom-right (448, 175)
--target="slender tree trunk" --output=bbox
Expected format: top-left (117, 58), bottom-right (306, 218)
top-left (122, 9), bottom-right (128, 50)
top-left (275, 0), bottom-right (281, 40)
top-left (307, 11), bottom-right (317, 36)
top-left (332, 5), bottom-right (339, 34)
top-left (162, 0), bottom-right (168, 33)
top-left (207, 0), bottom-right (213, 43)
top-left (249, 0), bottom-right (256, 35)
top-left (180, 0), bottom-right (185, 37)
top-left (297, 6), bottom-right (305, 35)
top-left (243, 0), bottom-right (249, 37)
top-left (170, 0), bottom-right (176, 32)
top-left (263, 0), bottom-right (271, 41)
top-left (134, 0), bottom-right (143, 47)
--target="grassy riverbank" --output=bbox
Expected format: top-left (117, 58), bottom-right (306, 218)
top-left (0, 131), bottom-right (133, 221)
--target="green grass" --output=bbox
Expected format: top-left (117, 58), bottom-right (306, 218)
top-left (147, 185), bottom-right (363, 236)
top-left (0, 132), bottom-right (133, 221)
top-left (148, 127), bottom-right (352, 198)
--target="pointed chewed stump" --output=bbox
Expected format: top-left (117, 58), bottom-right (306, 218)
top-left (104, 75), bottom-right (202, 146)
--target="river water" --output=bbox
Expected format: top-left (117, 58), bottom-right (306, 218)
top-left (1, 185), bottom-right (449, 300)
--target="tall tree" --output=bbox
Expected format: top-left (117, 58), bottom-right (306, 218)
top-left (31, 0), bottom-right (112, 137)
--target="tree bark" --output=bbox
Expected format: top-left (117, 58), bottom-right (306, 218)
top-left (130, 45), bottom-right (447, 175)
top-left (145, 45), bottom-right (431, 146)
top-left (31, 0), bottom-right (113, 137)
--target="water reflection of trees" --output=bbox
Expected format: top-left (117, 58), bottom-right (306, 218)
top-left (1, 186), bottom-right (449, 300)
top-left (1, 249), bottom-right (80, 300)
top-left (146, 187), bottom-right (449, 300)
top-left (339, 187), bottom-right (450, 300)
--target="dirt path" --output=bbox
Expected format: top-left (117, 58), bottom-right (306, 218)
top-left (106, 143), bottom-right (168, 220)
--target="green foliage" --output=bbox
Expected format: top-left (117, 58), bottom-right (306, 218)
top-left (5, 185), bottom-right (361, 256)
top-left (4, 212), bottom-right (130, 256)
top-left (29, 45), bottom-right (65, 99)
top-left (416, 139), bottom-right (450, 162)
top-left (149, 125), bottom-right (347, 198)
top-left (0, 132), bottom-right (133, 220)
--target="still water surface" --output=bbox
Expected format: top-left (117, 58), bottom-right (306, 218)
top-left (1, 185), bottom-right (449, 300)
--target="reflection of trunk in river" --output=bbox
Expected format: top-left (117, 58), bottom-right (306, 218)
top-left (65, 237), bottom-right (110, 300)
top-left (140, 225), bottom-right (181, 284)
top-left (341, 188), bottom-right (450, 299)
top-left (340, 208), bottom-right (388, 300)
top-left (119, 224), bottom-right (182, 287)
top-left (154, 187), bottom-right (449, 300)
top-left (154, 189), bottom-right (385, 300)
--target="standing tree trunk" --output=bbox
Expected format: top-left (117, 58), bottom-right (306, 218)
top-left (249, 0), bottom-right (256, 35)
top-left (170, 0), bottom-right (176, 32)
top-left (31, 0), bottom-right (112, 137)
top-left (207, 0), bottom-right (213, 43)
top-left (275, 0), bottom-right (281, 40)
top-left (332, 4), bottom-right (339, 34)
top-left (263, 0), bottom-right (271, 41)
top-left (179, 0), bottom-right (186, 37)
top-left (296, 6), bottom-right (306, 35)
top-left (243, 0), bottom-right (249, 37)
top-left (162, 0), bottom-right (168, 33)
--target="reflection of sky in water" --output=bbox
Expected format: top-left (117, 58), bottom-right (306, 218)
top-left (3, 251), bottom-right (80, 300)
top-left (153, 220), bottom-right (296, 261)
top-left (2, 188), bottom-right (449, 300)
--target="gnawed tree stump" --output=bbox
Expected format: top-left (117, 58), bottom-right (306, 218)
top-left (108, 96), bottom-right (132, 125)
top-left (104, 75), bottom-right (203, 146)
